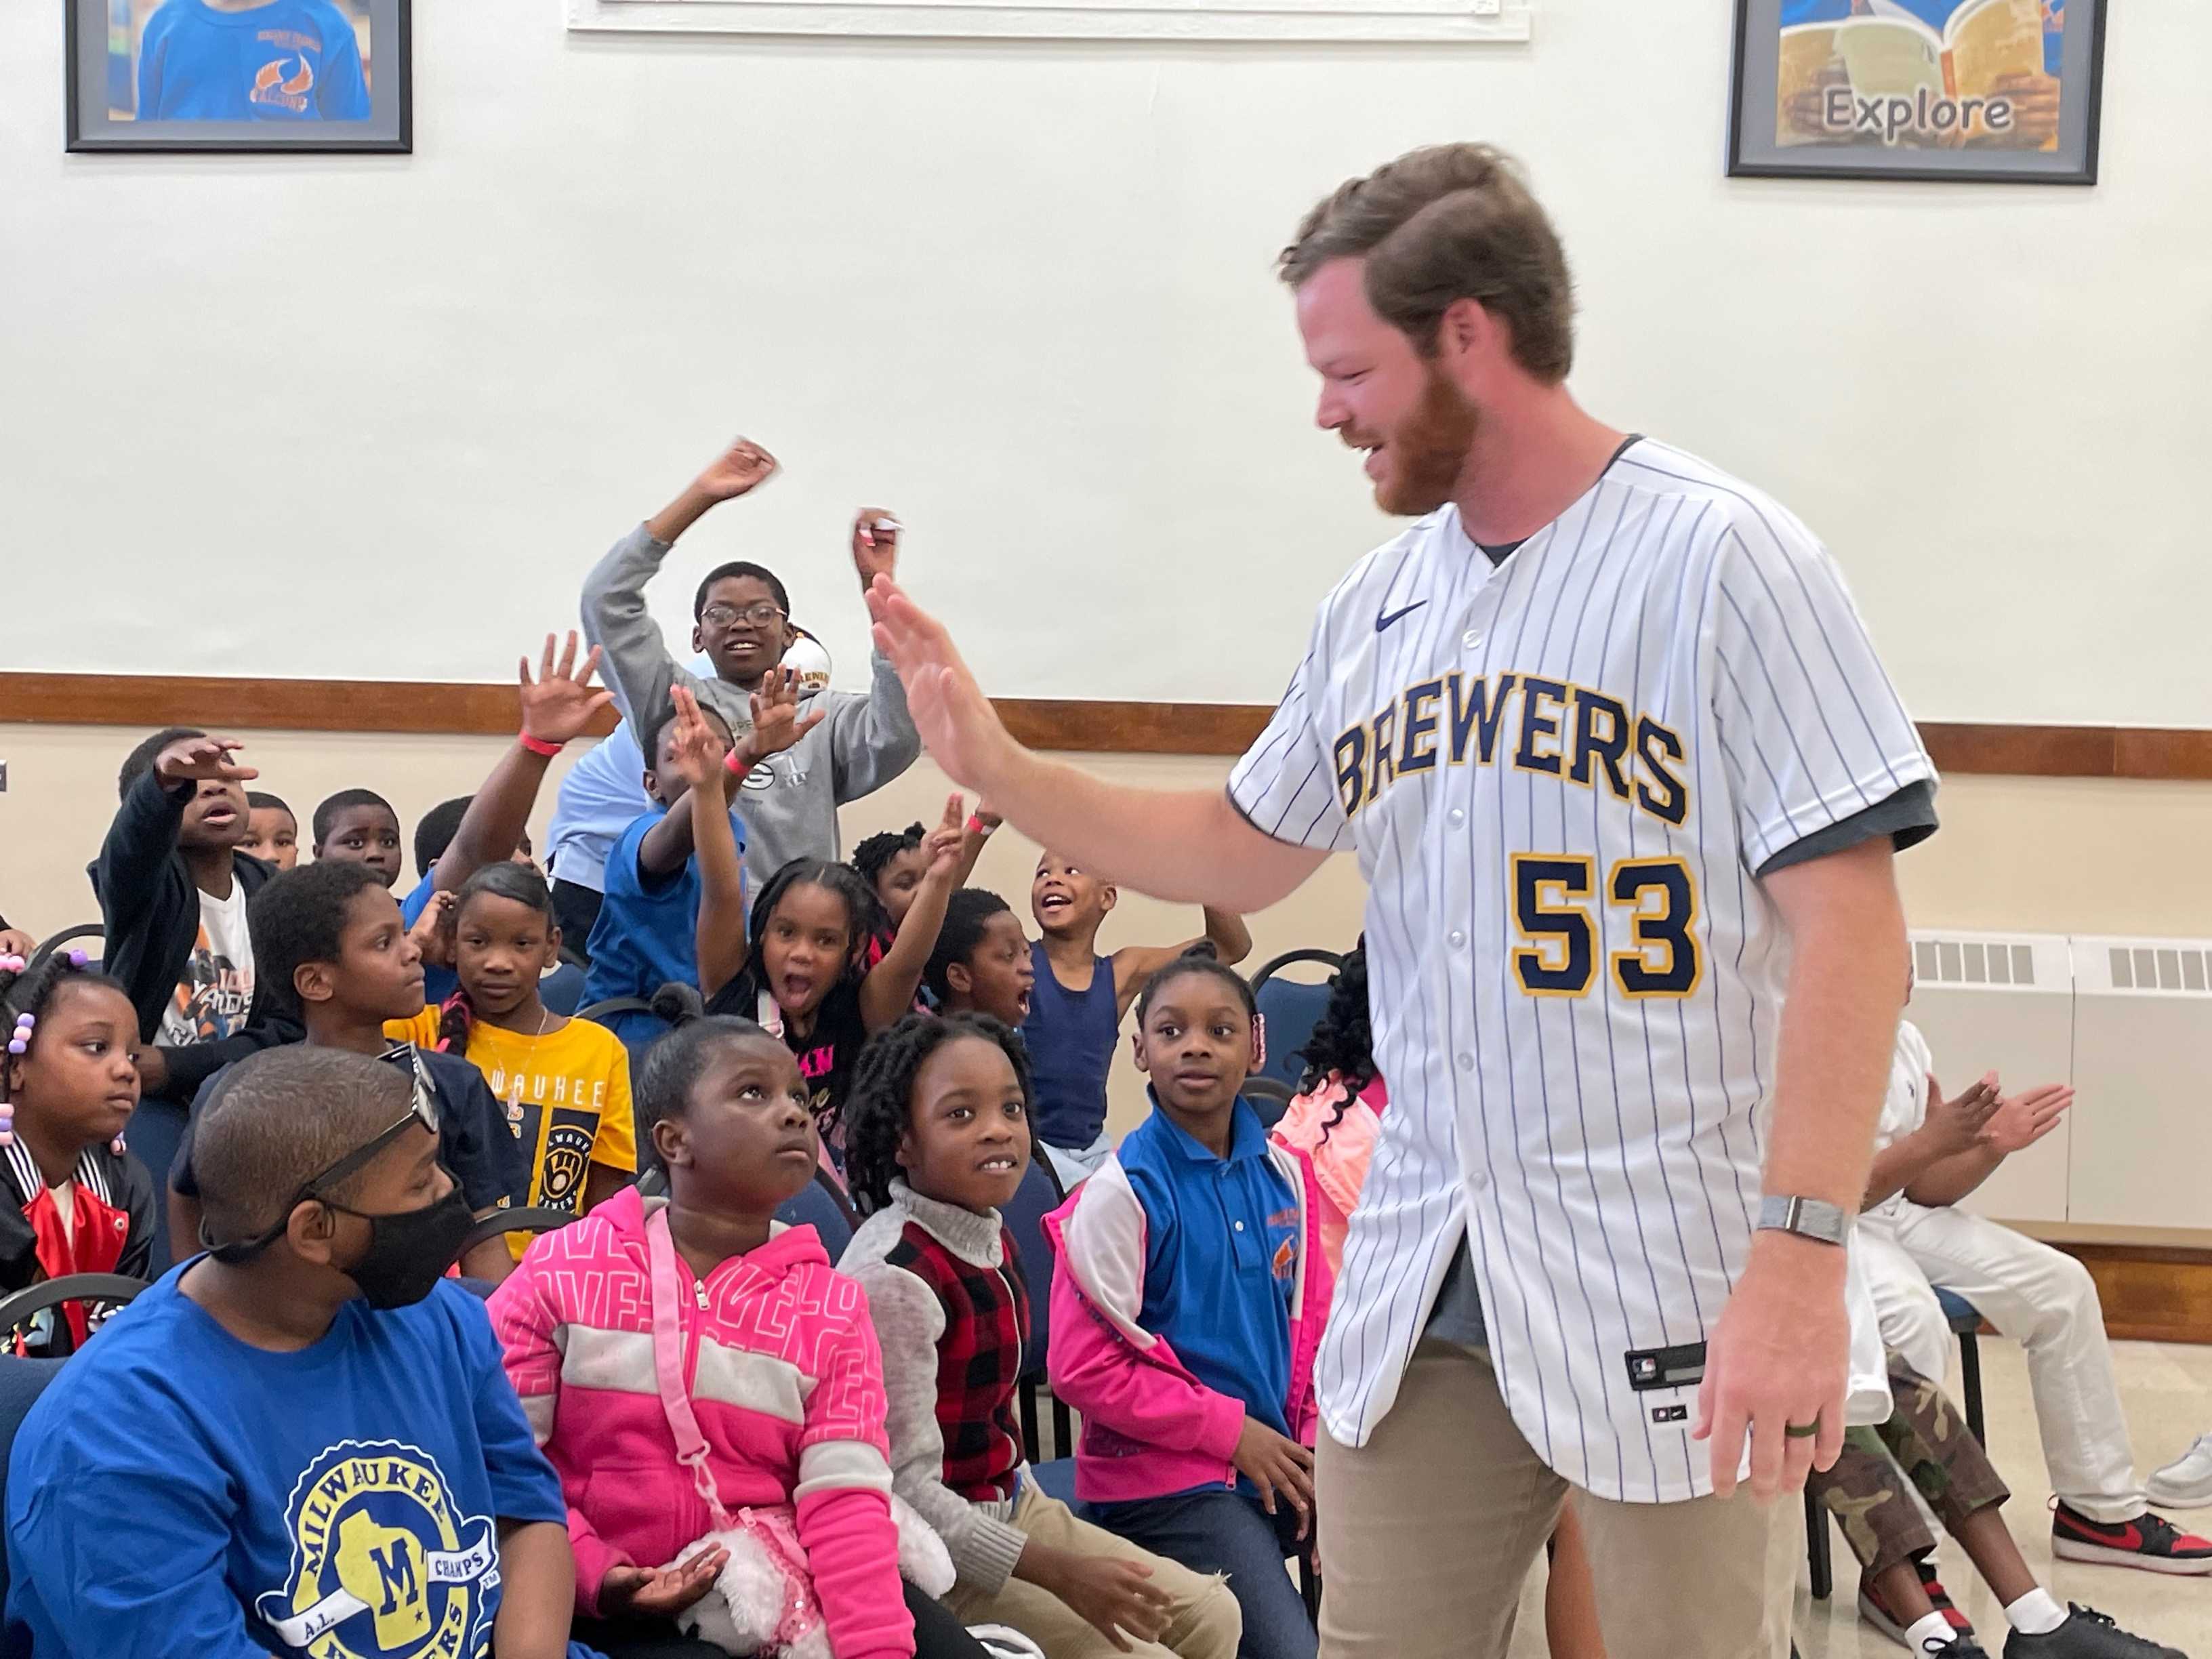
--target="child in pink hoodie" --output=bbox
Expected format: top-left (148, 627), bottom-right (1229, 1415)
top-left (1265, 944), bottom-right (1382, 1282)
top-left (1046, 947), bottom-right (1332, 1659)
top-left (490, 1010), bottom-right (985, 1659)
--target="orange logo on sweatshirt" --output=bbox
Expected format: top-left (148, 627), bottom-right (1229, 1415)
top-left (250, 54), bottom-right (314, 112)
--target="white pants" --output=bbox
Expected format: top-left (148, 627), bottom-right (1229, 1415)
top-left (1858, 1204), bottom-right (2146, 1522)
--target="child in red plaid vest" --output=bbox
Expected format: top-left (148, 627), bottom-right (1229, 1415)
top-left (840, 1011), bottom-right (1240, 1659)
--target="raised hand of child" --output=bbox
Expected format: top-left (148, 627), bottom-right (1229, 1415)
top-left (1046, 1553), bottom-right (1174, 1652)
top-left (693, 437), bottom-right (779, 502)
top-left (743, 667), bottom-right (827, 764)
top-left (518, 631), bottom-right (615, 749)
top-left (923, 794), bottom-right (968, 878)
top-left (598, 1544), bottom-right (731, 1620)
top-left (154, 734), bottom-right (257, 787)
top-left (1233, 1417), bottom-right (1317, 1539)
top-left (407, 890), bottom-right (458, 971)
top-left (0, 928), bottom-right (33, 961)
top-left (851, 508), bottom-right (903, 589)
top-left (663, 685), bottom-right (729, 794)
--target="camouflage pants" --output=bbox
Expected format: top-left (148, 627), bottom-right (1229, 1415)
top-left (1808, 1358), bottom-right (2011, 1579)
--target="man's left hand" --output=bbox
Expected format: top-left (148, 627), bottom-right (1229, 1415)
top-left (1694, 1234), bottom-right (1847, 1498)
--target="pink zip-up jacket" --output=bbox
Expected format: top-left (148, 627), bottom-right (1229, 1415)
top-left (1042, 1136), bottom-right (1332, 1507)
top-left (1267, 1073), bottom-right (1386, 1279)
top-left (488, 1186), bottom-right (914, 1659)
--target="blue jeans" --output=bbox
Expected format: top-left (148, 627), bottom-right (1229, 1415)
top-left (1090, 1489), bottom-right (1317, 1659)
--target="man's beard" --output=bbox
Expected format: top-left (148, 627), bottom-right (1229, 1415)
top-left (1376, 365), bottom-right (1478, 517)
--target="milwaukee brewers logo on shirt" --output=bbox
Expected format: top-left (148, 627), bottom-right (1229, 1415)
top-left (537, 1118), bottom-right (597, 1208)
top-left (254, 1440), bottom-right (497, 1658)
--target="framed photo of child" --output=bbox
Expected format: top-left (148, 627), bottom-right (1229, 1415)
top-left (66, 0), bottom-right (411, 154)
top-left (1727, 0), bottom-right (2106, 184)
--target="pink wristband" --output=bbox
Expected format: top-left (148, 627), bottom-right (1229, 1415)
top-left (517, 731), bottom-right (563, 758)
top-left (965, 816), bottom-right (991, 836)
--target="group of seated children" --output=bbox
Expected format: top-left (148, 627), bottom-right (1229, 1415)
top-left (0, 945), bottom-right (1315, 1659)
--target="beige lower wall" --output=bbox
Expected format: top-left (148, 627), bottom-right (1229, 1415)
top-left (7, 721), bottom-right (2212, 1139)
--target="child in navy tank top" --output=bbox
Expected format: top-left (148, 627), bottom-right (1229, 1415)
top-left (1023, 853), bottom-right (1252, 1189)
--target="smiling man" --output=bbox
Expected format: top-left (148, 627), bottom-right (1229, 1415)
top-left (863, 143), bottom-right (1938, 1658)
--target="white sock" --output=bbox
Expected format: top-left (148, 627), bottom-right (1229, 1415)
top-left (1905, 1611), bottom-right (1956, 1651)
top-left (2005, 1587), bottom-right (2069, 1636)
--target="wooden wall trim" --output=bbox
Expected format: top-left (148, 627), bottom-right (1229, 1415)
top-left (2060, 1244), bottom-right (2212, 1345)
top-left (5, 673), bottom-right (2212, 779)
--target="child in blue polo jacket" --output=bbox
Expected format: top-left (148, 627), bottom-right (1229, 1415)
top-left (1045, 947), bottom-right (1332, 1659)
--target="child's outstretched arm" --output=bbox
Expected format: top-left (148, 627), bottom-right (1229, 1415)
top-left (1110, 907), bottom-right (1255, 1018)
top-left (859, 796), bottom-right (964, 1029)
top-left (95, 736), bottom-right (256, 943)
top-left (823, 511), bottom-right (923, 802)
top-left (583, 436), bottom-right (779, 748)
top-left (428, 634), bottom-right (613, 897)
top-left (665, 687), bottom-right (751, 996)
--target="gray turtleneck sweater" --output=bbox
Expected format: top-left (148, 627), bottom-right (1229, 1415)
top-left (841, 1181), bottom-right (1033, 1596)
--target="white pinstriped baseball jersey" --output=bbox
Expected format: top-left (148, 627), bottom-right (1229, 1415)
top-left (1228, 437), bottom-right (1933, 1504)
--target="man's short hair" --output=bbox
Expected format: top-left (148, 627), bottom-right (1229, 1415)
top-left (1277, 142), bottom-right (1576, 383)
top-left (693, 560), bottom-right (792, 622)
top-left (195, 1048), bottom-right (414, 1245)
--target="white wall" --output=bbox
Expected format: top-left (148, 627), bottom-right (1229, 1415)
top-left (3, 2), bottom-right (2207, 721)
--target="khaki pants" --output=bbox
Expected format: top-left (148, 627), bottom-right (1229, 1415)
top-left (1316, 1341), bottom-right (1799, 1659)
top-left (946, 1481), bottom-right (1243, 1659)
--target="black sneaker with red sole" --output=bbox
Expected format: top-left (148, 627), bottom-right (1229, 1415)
top-left (1860, 1557), bottom-right (1977, 1649)
top-left (2051, 1503), bottom-right (2212, 1575)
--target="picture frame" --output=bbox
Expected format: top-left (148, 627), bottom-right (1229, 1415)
top-left (1726, 0), bottom-right (2104, 185)
top-left (66, 0), bottom-right (412, 155)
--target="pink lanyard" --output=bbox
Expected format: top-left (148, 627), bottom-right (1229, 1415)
top-left (646, 1206), bottom-right (737, 1531)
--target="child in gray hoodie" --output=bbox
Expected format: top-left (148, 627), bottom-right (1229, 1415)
top-left (579, 432), bottom-right (923, 896)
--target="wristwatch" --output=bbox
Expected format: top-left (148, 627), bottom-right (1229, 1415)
top-left (1757, 1194), bottom-right (1850, 1248)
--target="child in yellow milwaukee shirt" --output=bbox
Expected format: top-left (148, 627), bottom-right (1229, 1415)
top-left (388, 864), bottom-right (634, 1254)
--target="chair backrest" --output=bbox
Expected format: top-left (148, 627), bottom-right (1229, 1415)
top-left (0, 1273), bottom-right (150, 1359)
top-left (575, 996), bottom-right (676, 1080)
top-left (777, 1168), bottom-right (859, 1256)
top-left (998, 1154), bottom-right (1067, 1376)
top-left (1250, 948), bottom-right (1345, 1094)
top-left (0, 1355), bottom-right (68, 1635)
top-left (459, 1206), bottom-right (581, 1258)
top-left (26, 924), bottom-right (105, 979)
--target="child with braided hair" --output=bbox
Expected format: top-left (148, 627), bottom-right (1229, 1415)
top-left (839, 1010), bottom-right (1240, 1659)
top-left (0, 948), bottom-right (158, 1355)
top-left (386, 862), bottom-right (636, 1258)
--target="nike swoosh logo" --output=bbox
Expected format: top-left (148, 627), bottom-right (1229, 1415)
top-left (1376, 601), bottom-right (1428, 632)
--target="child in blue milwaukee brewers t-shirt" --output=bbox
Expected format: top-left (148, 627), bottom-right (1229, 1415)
top-left (1, 1046), bottom-right (596, 1659)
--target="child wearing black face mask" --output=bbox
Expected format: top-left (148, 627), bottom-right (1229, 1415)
top-left (3, 1046), bottom-right (594, 1659)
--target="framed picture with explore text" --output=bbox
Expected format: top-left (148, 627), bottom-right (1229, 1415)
top-left (1727, 0), bottom-right (2104, 184)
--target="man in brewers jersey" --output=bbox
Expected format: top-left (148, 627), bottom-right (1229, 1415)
top-left (865, 144), bottom-right (1935, 1658)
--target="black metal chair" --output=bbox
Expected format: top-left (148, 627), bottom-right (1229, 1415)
top-left (459, 1206), bottom-right (581, 1258)
top-left (778, 1168), bottom-right (858, 1254)
top-left (1248, 949), bottom-right (1345, 1097)
top-left (0, 1273), bottom-right (150, 1351)
top-left (26, 924), bottom-right (105, 978)
top-left (1807, 1290), bottom-right (1989, 1600)
top-left (1000, 1155), bottom-right (1074, 1462)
